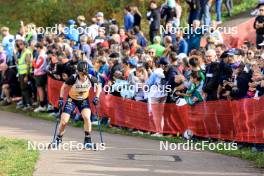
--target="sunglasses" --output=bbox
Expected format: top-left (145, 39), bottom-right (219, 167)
top-left (260, 9), bottom-right (264, 12)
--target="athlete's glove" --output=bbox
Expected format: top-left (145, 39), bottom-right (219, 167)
top-left (58, 97), bottom-right (64, 109)
top-left (93, 97), bottom-right (99, 106)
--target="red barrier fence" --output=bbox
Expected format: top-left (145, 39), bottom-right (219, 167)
top-left (48, 77), bottom-right (264, 143)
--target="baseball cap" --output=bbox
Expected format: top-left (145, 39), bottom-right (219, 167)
top-left (157, 57), bottom-right (169, 65)
top-left (128, 58), bottom-right (137, 67)
top-left (67, 19), bottom-right (76, 25)
top-left (225, 48), bottom-right (244, 57)
top-left (136, 48), bottom-right (144, 54)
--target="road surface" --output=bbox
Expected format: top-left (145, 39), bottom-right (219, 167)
top-left (0, 111), bottom-right (263, 176)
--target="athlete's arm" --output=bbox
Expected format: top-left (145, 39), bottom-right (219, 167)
top-left (60, 75), bottom-right (76, 98)
top-left (60, 83), bottom-right (69, 98)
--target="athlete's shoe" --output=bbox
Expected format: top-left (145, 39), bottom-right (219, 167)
top-left (56, 135), bottom-right (62, 145)
top-left (48, 135), bottom-right (62, 149)
top-left (84, 137), bottom-right (96, 149)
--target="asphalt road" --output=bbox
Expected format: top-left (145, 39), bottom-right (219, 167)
top-left (0, 111), bottom-right (263, 176)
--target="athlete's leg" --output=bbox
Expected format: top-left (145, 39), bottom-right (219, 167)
top-left (81, 108), bottom-right (92, 132)
top-left (56, 98), bottom-right (76, 144)
top-left (79, 99), bottom-right (93, 147)
top-left (58, 112), bottom-right (71, 136)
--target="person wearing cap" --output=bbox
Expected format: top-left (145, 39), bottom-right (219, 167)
top-left (1, 26), bottom-right (15, 66)
top-left (65, 19), bottom-right (79, 42)
top-left (254, 3), bottom-right (264, 49)
top-left (148, 36), bottom-right (165, 57)
top-left (55, 61), bottom-right (101, 149)
top-left (108, 52), bottom-right (122, 82)
top-left (224, 63), bottom-right (251, 99)
top-left (147, 0), bottom-right (161, 43)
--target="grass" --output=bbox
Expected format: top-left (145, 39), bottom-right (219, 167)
top-left (0, 104), bottom-right (264, 168)
top-left (0, 137), bottom-right (39, 176)
top-left (211, 0), bottom-right (258, 23)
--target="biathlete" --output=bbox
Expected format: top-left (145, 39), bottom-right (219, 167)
top-left (55, 61), bottom-right (101, 148)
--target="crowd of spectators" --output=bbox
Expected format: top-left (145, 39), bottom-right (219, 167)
top-left (0, 0), bottom-right (263, 141)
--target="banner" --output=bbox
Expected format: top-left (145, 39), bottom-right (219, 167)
top-left (48, 77), bottom-right (264, 143)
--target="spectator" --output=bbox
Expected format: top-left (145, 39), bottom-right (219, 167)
top-left (203, 49), bottom-right (220, 101)
top-left (65, 19), bottom-right (79, 42)
top-left (185, 0), bottom-right (200, 26)
top-left (108, 52), bottom-right (122, 82)
top-left (148, 36), bottom-right (165, 57)
top-left (176, 30), bottom-right (188, 54)
top-left (16, 39), bottom-right (33, 110)
top-left (254, 4), bottom-right (264, 49)
top-left (0, 63), bottom-right (18, 105)
top-left (77, 15), bottom-right (87, 37)
top-left (147, 0), bottom-right (161, 43)
top-left (124, 6), bottom-right (135, 32)
top-left (33, 42), bottom-right (47, 112)
top-left (146, 57), bottom-right (168, 137)
top-left (1, 27), bottom-right (15, 66)
top-left (186, 20), bottom-right (204, 53)
top-left (177, 71), bottom-right (204, 105)
top-left (133, 26), bottom-right (147, 48)
top-left (206, 20), bottom-right (224, 45)
top-left (225, 63), bottom-right (251, 99)
top-left (224, 0), bottom-right (233, 17)
top-left (199, 0), bottom-right (212, 26)
top-left (131, 6), bottom-right (142, 29)
top-left (215, 0), bottom-right (223, 24)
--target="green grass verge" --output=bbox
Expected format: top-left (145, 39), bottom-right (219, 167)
top-left (0, 104), bottom-right (263, 168)
top-left (0, 137), bottom-right (39, 176)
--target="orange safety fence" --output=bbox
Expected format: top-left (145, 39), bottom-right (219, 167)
top-left (48, 77), bottom-right (264, 143)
